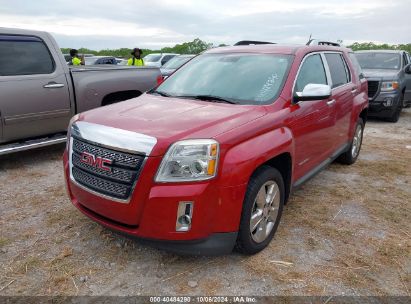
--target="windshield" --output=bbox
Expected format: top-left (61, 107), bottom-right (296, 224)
top-left (154, 53), bottom-right (292, 105)
top-left (355, 52), bottom-right (401, 70)
top-left (144, 54), bottom-right (162, 62)
top-left (162, 56), bottom-right (194, 69)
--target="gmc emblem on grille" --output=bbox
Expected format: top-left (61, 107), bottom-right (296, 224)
top-left (80, 152), bottom-right (112, 172)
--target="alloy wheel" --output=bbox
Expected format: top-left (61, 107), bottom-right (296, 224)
top-left (249, 181), bottom-right (280, 243)
top-left (351, 124), bottom-right (363, 158)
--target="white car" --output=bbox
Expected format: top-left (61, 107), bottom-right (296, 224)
top-left (143, 53), bottom-right (179, 68)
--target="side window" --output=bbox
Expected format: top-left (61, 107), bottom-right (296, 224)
top-left (348, 53), bottom-right (364, 80)
top-left (0, 35), bottom-right (54, 76)
top-left (325, 53), bottom-right (349, 88)
top-left (161, 55), bottom-right (174, 65)
top-left (295, 54), bottom-right (327, 92)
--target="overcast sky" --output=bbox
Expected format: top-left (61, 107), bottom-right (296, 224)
top-left (0, 0), bottom-right (410, 50)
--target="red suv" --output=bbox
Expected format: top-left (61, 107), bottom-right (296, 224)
top-left (63, 43), bottom-right (368, 255)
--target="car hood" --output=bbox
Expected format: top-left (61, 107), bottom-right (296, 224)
top-left (362, 69), bottom-right (400, 79)
top-left (77, 93), bottom-right (267, 156)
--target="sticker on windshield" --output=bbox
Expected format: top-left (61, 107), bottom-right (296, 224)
top-left (256, 73), bottom-right (279, 102)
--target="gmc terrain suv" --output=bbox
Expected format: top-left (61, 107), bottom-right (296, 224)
top-left (63, 43), bottom-right (368, 255)
top-left (355, 50), bottom-right (411, 122)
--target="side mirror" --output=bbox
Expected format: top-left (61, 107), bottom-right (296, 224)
top-left (405, 64), bottom-right (411, 74)
top-left (294, 84), bottom-right (332, 102)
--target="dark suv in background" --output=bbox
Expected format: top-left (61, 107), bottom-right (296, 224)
top-left (355, 50), bottom-right (411, 122)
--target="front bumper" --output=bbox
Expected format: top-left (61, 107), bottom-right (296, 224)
top-left (63, 151), bottom-right (246, 255)
top-left (368, 91), bottom-right (401, 118)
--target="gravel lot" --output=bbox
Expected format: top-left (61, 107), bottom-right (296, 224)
top-left (1, 109), bottom-right (410, 296)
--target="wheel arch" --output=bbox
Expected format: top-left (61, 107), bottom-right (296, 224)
top-left (219, 127), bottom-right (294, 201)
top-left (262, 152), bottom-right (292, 204)
top-left (359, 107), bottom-right (368, 125)
top-left (101, 90), bottom-right (142, 106)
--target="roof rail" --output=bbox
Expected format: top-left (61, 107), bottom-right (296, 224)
top-left (307, 39), bottom-right (340, 47)
top-left (234, 40), bottom-right (276, 46)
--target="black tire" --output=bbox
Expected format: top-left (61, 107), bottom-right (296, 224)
top-left (235, 166), bottom-right (284, 255)
top-left (402, 91), bottom-right (411, 108)
top-left (387, 94), bottom-right (403, 123)
top-left (337, 117), bottom-right (364, 165)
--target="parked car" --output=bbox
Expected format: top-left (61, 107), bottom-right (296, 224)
top-left (144, 53), bottom-right (179, 68)
top-left (0, 28), bottom-right (163, 155)
top-left (160, 54), bottom-right (195, 77)
top-left (64, 42), bottom-right (368, 255)
top-left (355, 50), bottom-right (411, 122)
top-left (63, 53), bottom-right (94, 63)
top-left (84, 56), bottom-right (118, 65)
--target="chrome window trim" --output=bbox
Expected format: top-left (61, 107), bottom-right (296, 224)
top-left (292, 51), bottom-right (331, 96)
top-left (71, 121), bottom-right (157, 155)
top-left (323, 51), bottom-right (354, 90)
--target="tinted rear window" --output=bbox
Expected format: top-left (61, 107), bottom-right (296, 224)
top-left (0, 35), bottom-right (54, 76)
top-left (325, 53), bottom-right (350, 88)
top-left (348, 53), bottom-right (364, 79)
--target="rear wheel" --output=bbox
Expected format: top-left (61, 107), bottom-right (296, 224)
top-left (236, 166), bottom-right (284, 255)
top-left (337, 118), bottom-right (364, 165)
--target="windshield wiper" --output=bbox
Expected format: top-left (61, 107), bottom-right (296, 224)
top-left (148, 90), bottom-right (174, 97)
top-left (176, 95), bottom-right (237, 104)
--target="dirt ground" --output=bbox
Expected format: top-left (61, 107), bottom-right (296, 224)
top-left (1, 109), bottom-right (410, 297)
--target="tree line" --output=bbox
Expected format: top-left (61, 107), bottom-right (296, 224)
top-left (61, 39), bottom-right (411, 58)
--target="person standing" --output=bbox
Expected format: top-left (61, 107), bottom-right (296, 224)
top-left (69, 49), bottom-right (84, 66)
top-left (127, 48), bottom-right (144, 66)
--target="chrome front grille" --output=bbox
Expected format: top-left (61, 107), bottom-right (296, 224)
top-left (70, 137), bottom-right (145, 201)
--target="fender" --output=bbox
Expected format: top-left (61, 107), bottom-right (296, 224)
top-left (349, 88), bottom-right (368, 138)
top-left (218, 127), bottom-right (294, 187)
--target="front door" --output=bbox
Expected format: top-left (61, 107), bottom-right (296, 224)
top-left (0, 34), bottom-right (71, 143)
top-left (289, 53), bottom-right (337, 181)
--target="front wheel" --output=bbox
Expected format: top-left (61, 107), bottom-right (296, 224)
top-left (337, 118), bottom-right (364, 165)
top-left (236, 166), bottom-right (284, 255)
top-left (387, 94), bottom-right (403, 123)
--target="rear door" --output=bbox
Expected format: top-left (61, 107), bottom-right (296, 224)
top-left (0, 34), bottom-right (71, 143)
top-left (290, 53), bottom-right (337, 180)
top-left (323, 52), bottom-right (354, 148)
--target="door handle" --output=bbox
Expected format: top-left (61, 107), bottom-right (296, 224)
top-left (327, 99), bottom-right (336, 106)
top-left (351, 88), bottom-right (357, 94)
top-left (43, 83), bottom-right (65, 89)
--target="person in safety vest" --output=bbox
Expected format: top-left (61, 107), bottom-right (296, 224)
top-left (127, 48), bottom-right (144, 66)
top-left (69, 49), bottom-right (84, 66)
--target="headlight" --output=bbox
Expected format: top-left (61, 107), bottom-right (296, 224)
top-left (380, 81), bottom-right (399, 92)
top-left (155, 139), bottom-right (219, 182)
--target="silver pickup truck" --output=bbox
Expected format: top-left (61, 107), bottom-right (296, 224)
top-left (0, 28), bottom-right (161, 155)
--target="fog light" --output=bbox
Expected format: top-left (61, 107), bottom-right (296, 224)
top-left (176, 201), bottom-right (193, 232)
top-left (383, 97), bottom-right (394, 107)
